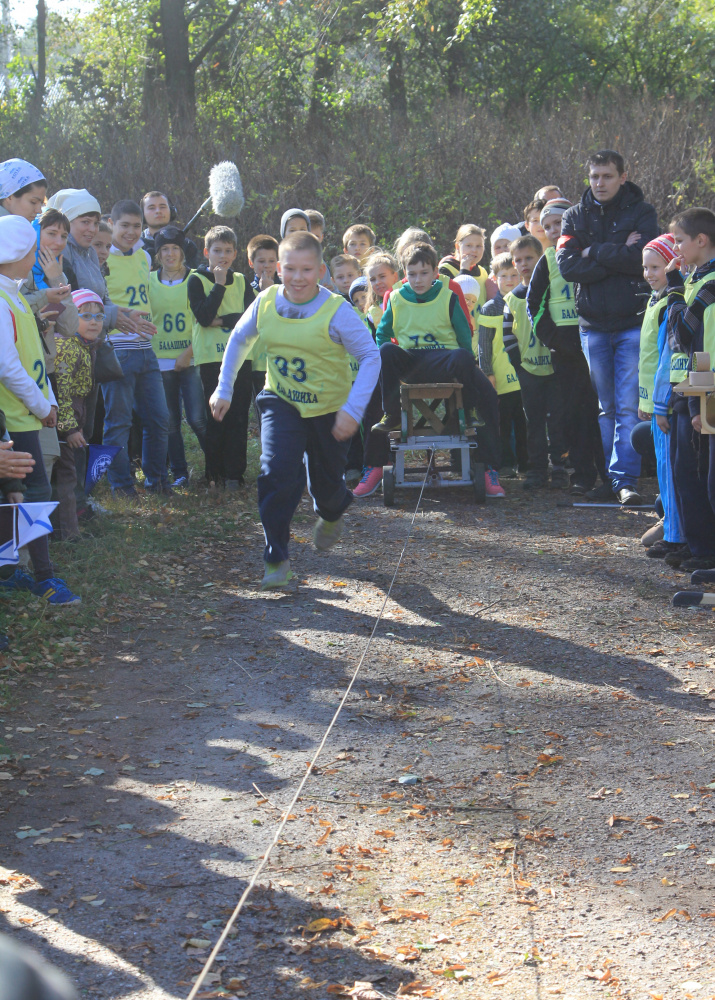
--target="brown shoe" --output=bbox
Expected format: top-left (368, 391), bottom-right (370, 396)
top-left (641, 519), bottom-right (664, 547)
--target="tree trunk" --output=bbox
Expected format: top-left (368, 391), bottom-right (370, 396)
top-left (308, 49), bottom-right (333, 122)
top-left (160, 0), bottom-right (195, 133)
top-left (34, 0), bottom-right (46, 113)
top-left (386, 39), bottom-right (407, 118)
top-left (142, 2), bottom-right (164, 123)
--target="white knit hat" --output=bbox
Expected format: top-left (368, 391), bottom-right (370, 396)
top-left (45, 188), bottom-right (101, 221)
top-left (0, 215), bottom-right (37, 263)
top-left (0, 159), bottom-right (45, 200)
top-left (452, 274), bottom-right (480, 297)
top-left (490, 222), bottom-right (522, 248)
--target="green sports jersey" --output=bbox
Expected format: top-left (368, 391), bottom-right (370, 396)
top-left (505, 289), bottom-right (553, 376)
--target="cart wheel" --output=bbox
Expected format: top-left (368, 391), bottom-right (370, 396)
top-left (471, 462), bottom-right (486, 504)
top-left (383, 466), bottom-right (396, 507)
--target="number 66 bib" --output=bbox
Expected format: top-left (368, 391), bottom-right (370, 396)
top-left (257, 285), bottom-right (351, 417)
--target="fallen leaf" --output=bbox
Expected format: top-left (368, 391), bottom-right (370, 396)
top-left (375, 829), bottom-right (396, 838)
top-left (653, 908), bottom-right (677, 923)
top-left (607, 815), bottom-right (632, 827)
top-left (305, 918), bottom-right (339, 933)
top-left (256, 723), bottom-right (280, 729)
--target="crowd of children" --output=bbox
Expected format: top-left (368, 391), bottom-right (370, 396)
top-left (0, 148), bottom-right (714, 607)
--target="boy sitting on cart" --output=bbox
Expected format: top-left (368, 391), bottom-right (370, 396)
top-left (372, 241), bottom-right (503, 496)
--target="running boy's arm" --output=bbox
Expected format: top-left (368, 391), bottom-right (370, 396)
top-left (188, 272), bottom-right (226, 327)
top-left (526, 253), bottom-right (559, 349)
top-left (0, 302), bottom-right (55, 418)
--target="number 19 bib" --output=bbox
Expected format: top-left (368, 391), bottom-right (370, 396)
top-left (257, 286), bottom-right (350, 417)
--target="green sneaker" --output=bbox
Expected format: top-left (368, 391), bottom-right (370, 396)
top-left (313, 516), bottom-right (344, 552)
top-left (371, 414), bottom-right (400, 434)
top-left (260, 560), bottom-right (294, 590)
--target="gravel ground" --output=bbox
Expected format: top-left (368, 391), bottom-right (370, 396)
top-left (0, 477), bottom-right (714, 1000)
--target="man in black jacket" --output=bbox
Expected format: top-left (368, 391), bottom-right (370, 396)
top-left (556, 150), bottom-right (658, 505)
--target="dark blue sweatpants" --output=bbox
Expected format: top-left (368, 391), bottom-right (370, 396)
top-left (670, 399), bottom-right (715, 557)
top-left (256, 391), bottom-right (353, 564)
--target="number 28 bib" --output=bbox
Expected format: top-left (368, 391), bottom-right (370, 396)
top-left (257, 286), bottom-right (351, 417)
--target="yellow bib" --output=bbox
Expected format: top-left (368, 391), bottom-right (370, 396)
top-left (0, 290), bottom-right (49, 432)
top-left (684, 267), bottom-right (715, 378)
top-left (257, 286), bottom-right (350, 417)
top-left (191, 272), bottom-right (246, 365)
top-left (105, 250), bottom-right (150, 313)
top-left (390, 279), bottom-right (458, 351)
top-left (545, 247), bottom-right (578, 326)
top-left (478, 312), bottom-right (520, 395)
top-left (148, 271), bottom-right (191, 360)
top-left (638, 296), bottom-right (666, 413)
top-left (506, 289), bottom-right (553, 376)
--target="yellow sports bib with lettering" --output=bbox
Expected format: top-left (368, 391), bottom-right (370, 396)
top-left (0, 290), bottom-right (49, 431)
top-left (506, 289), bottom-right (553, 376)
top-left (638, 295), bottom-right (667, 413)
top-left (148, 271), bottom-right (191, 360)
top-left (191, 272), bottom-right (246, 365)
top-left (257, 286), bottom-right (349, 417)
top-left (390, 279), bottom-right (458, 351)
top-left (478, 313), bottom-right (520, 395)
top-left (684, 267), bottom-right (715, 377)
top-left (545, 247), bottom-right (578, 326)
top-left (105, 250), bottom-right (150, 313)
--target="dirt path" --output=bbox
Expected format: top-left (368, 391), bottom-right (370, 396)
top-left (1, 481), bottom-right (714, 1000)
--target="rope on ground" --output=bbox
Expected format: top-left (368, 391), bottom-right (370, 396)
top-left (186, 454), bottom-right (434, 1000)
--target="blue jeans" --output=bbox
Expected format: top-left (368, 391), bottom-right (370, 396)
top-left (256, 392), bottom-right (352, 564)
top-left (161, 367), bottom-right (207, 479)
top-left (102, 348), bottom-right (169, 491)
top-left (579, 326), bottom-right (641, 490)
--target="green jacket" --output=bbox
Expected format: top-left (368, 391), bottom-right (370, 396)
top-left (376, 281), bottom-right (473, 353)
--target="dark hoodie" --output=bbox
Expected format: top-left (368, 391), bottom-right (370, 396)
top-left (556, 181), bottom-right (658, 333)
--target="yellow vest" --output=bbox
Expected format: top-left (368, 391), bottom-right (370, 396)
top-left (0, 290), bottom-right (49, 432)
top-left (505, 289), bottom-right (553, 376)
top-left (638, 295), bottom-right (667, 413)
top-left (478, 312), bottom-right (520, 395)
top-left (545, 247), bottom-right (578, 325)
top-left (148, 271), bottom-right (191, 360)
top-left (105, 250), bottom-right (150, 312)
top-left (257, 285), bottom-right (349, 417)
top-left (683, 267), bottom-right (715, 377)
top-left (390, 279), bottom-right (458, 351)
top-left (440, 262), bottom-right (488, 308)
top-left (191, 272), bottom-right (246, 366)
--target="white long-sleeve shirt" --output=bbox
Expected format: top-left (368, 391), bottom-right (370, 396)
top-left (216, 285), bottom-right (380, 423)
top-left (0, 274), bottom-right (55, 419)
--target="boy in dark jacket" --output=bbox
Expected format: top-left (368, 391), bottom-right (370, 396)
top-left (556, 150), bottom-right (659, 504)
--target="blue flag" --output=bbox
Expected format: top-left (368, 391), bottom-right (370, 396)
top-left (0, 502), bottom-right (58, 565)
top-left (85, 444), bottom-right (121, 493)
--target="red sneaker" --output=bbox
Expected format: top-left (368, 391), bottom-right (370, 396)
top-left (485, 468), bottom-right (506, 498)
top-left (352, 466), bottom-right (383, 497)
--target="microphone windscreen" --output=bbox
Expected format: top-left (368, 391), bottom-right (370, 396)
top-left (209, 161), bottom-right (244, 218)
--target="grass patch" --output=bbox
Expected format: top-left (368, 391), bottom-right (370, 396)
top-left (0, 425), bottom-right (263, 706)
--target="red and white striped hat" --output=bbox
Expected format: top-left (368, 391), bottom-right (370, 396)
top-left (644, 233), bottom-right (677, 263)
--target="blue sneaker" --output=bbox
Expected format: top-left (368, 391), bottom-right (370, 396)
top-left (33, 578), bottom-right (81, 606)
top-left (0, 569), bottom-right (36, 593)
top-left (172, 475), bottom-right (189, 489)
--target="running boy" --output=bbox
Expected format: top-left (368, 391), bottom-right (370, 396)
top-left (103, 199), bottom-right (168, 496)
top-left (188, 225), bottom-right (251, 488)
top-left (209, 231), bottom-right (380, 588)
top-left (527, 198), bottom-right (605, 494)
top-left (478, 253), bottom-right (526, 477)
top-left (663, 208), bottom-right (715, 571)
top-left (506, 234), bottom-right (568, 489)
